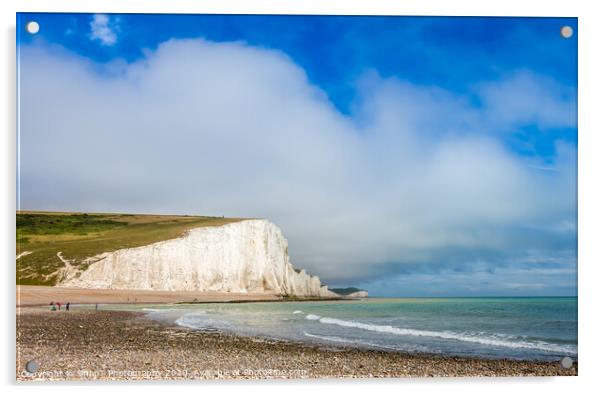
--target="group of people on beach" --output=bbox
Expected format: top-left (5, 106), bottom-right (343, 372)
top-left (49, 302), bottom-right (99, 311)
top-left (49, 301), bottom-right (69, 311)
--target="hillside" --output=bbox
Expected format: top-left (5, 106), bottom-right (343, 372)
top-left (16, 211), bottom-right (242, 286)
top-left (330, 287), bottom-right (362, 296)
top-left (330, 287), bottom-right (369, 298)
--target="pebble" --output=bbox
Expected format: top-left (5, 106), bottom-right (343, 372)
top-left (16, 310), bottom-right (577, 381)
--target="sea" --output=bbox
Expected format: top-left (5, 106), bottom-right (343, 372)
top-left (117, 297), bottom-right (577, 361)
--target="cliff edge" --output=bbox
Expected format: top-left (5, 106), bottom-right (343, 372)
top-left (59, 219), bottom-right (336, 298)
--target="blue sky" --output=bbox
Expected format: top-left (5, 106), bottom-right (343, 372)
top-left (17, 13), bottom-right (577, 296)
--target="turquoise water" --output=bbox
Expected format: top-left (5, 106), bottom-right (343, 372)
top-left (117, 297), bottom-right (577, 361)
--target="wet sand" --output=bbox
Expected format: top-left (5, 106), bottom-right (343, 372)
top-left (17, 285), bottom-right (280, 306)
top-left (16, 309), bottom-right (577, 380)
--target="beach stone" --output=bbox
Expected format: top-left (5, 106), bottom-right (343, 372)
top-left (16, 310), bottom-right (579, 381)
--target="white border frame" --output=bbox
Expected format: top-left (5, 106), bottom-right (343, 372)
top-left (3, 1), bottom-right (601, 393)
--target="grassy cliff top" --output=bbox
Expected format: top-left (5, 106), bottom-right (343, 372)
top-left (329, 287), bottom-right (366, 296)
top-left (16, 211), bottom-right (244, 286)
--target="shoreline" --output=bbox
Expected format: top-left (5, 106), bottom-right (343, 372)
top-left (16, 308), bottom-right (578, 380)
top-left (17, 285), bottom-right (284, 306)
top-left (16, 285), bottom-right (350, 307)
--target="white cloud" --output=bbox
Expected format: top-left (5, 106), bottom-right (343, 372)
top-left (89, 14), bottom-right (118, 46)
top-left (477, 70), bottom-right (576, 130)
top-left (18, 39), bottom-right (577, 286)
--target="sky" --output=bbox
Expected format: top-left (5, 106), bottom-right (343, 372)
top-left (16, 13), bottom-right (577, 296)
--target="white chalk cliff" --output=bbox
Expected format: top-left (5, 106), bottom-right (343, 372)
top-left (60, 219), bottom-right (337, 297)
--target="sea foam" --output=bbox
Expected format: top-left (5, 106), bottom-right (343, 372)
top-left (308, 316), bottom-right (577, 354)
top-left (174, 312), bottom-right (224, 330)
top-left (305, 314), bottom-right (321, 320)
top-left (303, 332), bottom-right (433, 353)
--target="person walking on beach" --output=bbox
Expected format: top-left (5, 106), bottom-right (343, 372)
top-left (57, 302), bottom-right (61, 311)
top-left (66, 302), bottom-right (70, 311)
top-left (95, 303), bottom-right (98, 311)
top-left (50, 301), bottom-right (55, 311)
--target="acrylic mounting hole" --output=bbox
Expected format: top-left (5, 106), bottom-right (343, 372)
top-left (560, 26), bottom-right (573, 38)
top-left (26, 21), bottom-right (40, 35)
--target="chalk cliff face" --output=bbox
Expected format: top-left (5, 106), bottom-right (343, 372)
top-left (60, 219), bottom-right (336, 297)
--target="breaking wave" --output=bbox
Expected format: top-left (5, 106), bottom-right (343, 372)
top-left (303, 331), bottom-right (392, 349)
top-left (175, 312), bottom-right (227, 330)
top-left (306, 315), bottom-right (577, 354)
top-left (303, 332), bottom-right (433, 353)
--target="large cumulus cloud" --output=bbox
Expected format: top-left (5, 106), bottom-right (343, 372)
top-left (18, 38), bottom-right (576, 292)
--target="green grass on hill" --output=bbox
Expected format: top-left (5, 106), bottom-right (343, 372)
top-left (16, 211), bottom-right (243, 286)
